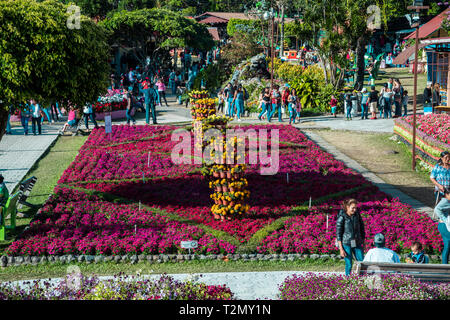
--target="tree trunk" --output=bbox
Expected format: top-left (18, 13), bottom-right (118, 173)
top-left (0, 108), bottom-right (8, 143)
top-left (354, 35), bottom-right (368, 91)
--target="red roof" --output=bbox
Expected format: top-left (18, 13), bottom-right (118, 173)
top-left (405, 10), bottom-right (449, 40)
top-left (207, 27), bottom-right (220, 41)
top-left (199, 16), bottom-right (228, 24)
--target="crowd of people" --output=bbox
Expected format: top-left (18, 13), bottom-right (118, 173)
top-left (341, 78), bottom-right (409, 120)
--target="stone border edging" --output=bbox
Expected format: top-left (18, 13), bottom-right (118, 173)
top-left (0, 253), bottom-right (346, 267)
top-left (1, 253), bottom-right (441, 268)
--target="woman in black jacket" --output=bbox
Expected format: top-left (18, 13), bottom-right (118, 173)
top-left (336, 199), bottom-right (365, 275)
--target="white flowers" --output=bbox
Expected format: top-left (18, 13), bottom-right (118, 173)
top-left (98, 93), bottom-right (125, 104)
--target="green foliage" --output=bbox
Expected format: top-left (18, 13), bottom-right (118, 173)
top-left (227, 18), bottom-right (262, 37)
top-left (221, 33), bottom-right (263, 66)
top-left (276, 63), bottom-right (304, 83)
top-left (100, 8), bottom-right (214, 64)
top-left (193, 60), bottom-right (229, 92)
top-left (290, 74), bottom-right (321, 109)
top-left (0, 0), bottom-right (110, 107)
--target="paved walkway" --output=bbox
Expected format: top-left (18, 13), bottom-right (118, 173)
top-left (302, 130), bottom-right (436, 219)
top-left (10, 270), bottom-right (343, 300)
top-left (0, 123), bottom-right (61, 193)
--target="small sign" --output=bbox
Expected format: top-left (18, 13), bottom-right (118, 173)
top-left (105, 115), bottom-right (112, 133)
top-left (181, 241), bottom-right (198, 249)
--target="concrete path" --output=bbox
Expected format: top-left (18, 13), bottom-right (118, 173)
top-left (302, 130), bottom-right (436, 220)
top-left (9, 270), bottom-right (343, 300)
top-left (0, 123), bottom-right (61, 193)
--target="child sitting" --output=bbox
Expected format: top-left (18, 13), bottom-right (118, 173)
top-left (405, 241), bottom-right (429, 264)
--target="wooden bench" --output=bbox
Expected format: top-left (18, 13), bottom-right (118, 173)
top-left (16, 176), bottom-right (38, 212)
top-left (434, 105), bottom-right (450, 113)
top-left (0, 192), bottom-right (20, 241)
top-left (354, 261), bottom-right (450, 283)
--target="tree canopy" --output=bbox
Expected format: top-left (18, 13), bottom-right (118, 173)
top-left (100, 8), bottom-right (215, 65)
top-left (0, 0), bottom-right (110, 138)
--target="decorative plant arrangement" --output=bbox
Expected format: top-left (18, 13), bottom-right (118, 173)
top-left (190, 98), bottom-right (217, 121)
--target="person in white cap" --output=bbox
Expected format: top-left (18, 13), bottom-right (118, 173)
top-left (363, 233), bottom-right (401, 263)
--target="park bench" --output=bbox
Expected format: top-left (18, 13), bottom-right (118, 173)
top-left (354, 261), bottom-right (450, 283)
top-left (434, 105), bottom-right (450, 114)
top-left (0, 192), bottom-right (20, 241)
top-left (16, 176), bottom-right (38, 213)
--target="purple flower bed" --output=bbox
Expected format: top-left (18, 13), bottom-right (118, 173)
top-left (279, 273), bottom-right (450, 300)
top-left (0, 273), bottom-right (235, 300)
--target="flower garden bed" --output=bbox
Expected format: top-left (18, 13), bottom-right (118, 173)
top-left (278, 273), bottom-right (450, 300)
top-left (394, 114), bottom-right (450, 169)
top-left (0, 273), bottom-right (234, 300)
top-left (4, 124), bottom-right (444, 261)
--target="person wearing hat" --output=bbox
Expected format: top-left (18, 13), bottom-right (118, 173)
top-left (363, 233), bottom-right (401, 263)
top-left (336, 199), bottom-right (366, 275)
top-left (360, 88), bottom-right (370, 120)
top-left (431, 151), bottom-right (450, 206)
top-left (435, 187), bottom-right (450, 264)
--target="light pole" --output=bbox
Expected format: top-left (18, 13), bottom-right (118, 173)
top-left (407, 0), bottom-right (428, 171)
top-left (264, 7), bottom-right (275, 91)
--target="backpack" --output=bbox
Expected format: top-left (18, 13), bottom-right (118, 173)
top-left (244, 88), bottom-right (249, 100)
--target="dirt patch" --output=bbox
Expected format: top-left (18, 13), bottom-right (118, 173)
top-left (311, 129), bottom-right (436, 208)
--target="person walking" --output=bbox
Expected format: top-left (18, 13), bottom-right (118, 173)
top-left (156, 78), bottom-right (169, 107)
top-left (140, 78), bottom-right (158, 124)
top-left (232, 84), bottom-right (245, 122)
top-left (82, 103), bottom-right (99, 130)
top-left (169, 70), bottom-right (177, 95)
top-left (336, 198), bottom-right (365, 276)
top-left (392, 79), bottom-right (403, 118)
top-left (434, 187), bottom-right (450, 264)
top-left (402, 90), bottom-right (409, 117)
top-left (363, 233), bottom-right (401, 263)
top-left (431, 151), bottom-right (450, 206)
top-left (124, 88), bottom-right (136, 126)
top-left (281, 85), bottom-right (290, 117)
top-left (217, 89), bottom-right (225, 114)
top-left (368, 86), bottom-right (379, 119)
top-left (268, 84), bottom-right (282, 123)
top-left (360, 88), bottom-right (370, 120)
top-left (225, 83), bottom-right (235, 117)
top-left (382, 86), bottom-right (393, 119)
top-left (330, 95), bottom-right (338, 118)
top-left (258, 87), bottom-right (271, 120)
top-left (30, 99), bottom-right (42, 135)
top-left (288, 88), bottom-right (299, 124)
top-left (344, 89), bottom-right (353, 120)
top-left (20, 103), bottom-right (31, 135)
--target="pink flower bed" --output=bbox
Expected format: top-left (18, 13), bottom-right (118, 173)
top-left (256, 199), bottom-right (441, 254)
top-left (402, 114), bottom-right (450, 146)
top-left (7, 124), bottom-right (443, 255)
top-left (6, 187), bottom-right (236, 256)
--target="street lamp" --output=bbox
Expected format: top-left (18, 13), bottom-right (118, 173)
top-left (407, 0), bottom-right (428, 171)
top-left (264, 7), bottom-right (275, 91)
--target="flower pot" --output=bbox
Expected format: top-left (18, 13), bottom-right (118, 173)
top-left (229, 187), bottom-right (235, 193)
top-left (230, 201), bottom-right (236, 207)
top-left (213, 171), bottom-right (219, 178)
top-left (222, 200), bottom-right (228, 206)
top-left (222, 186), bottom-right (229, 193)
top-left (226, 172), bottom-right (232, 179)
top-left (219, 171), bottom-right (226, 179)
top-left (215, 186), bottom-right (222, 192)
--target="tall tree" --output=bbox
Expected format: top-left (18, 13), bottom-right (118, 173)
top-left (0, 0), bottom-right (110, 140)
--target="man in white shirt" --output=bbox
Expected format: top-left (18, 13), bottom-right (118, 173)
top-left (363, 233), bottom-right (401, 263)
top-left (30, 99), bottom-right (42, 135)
